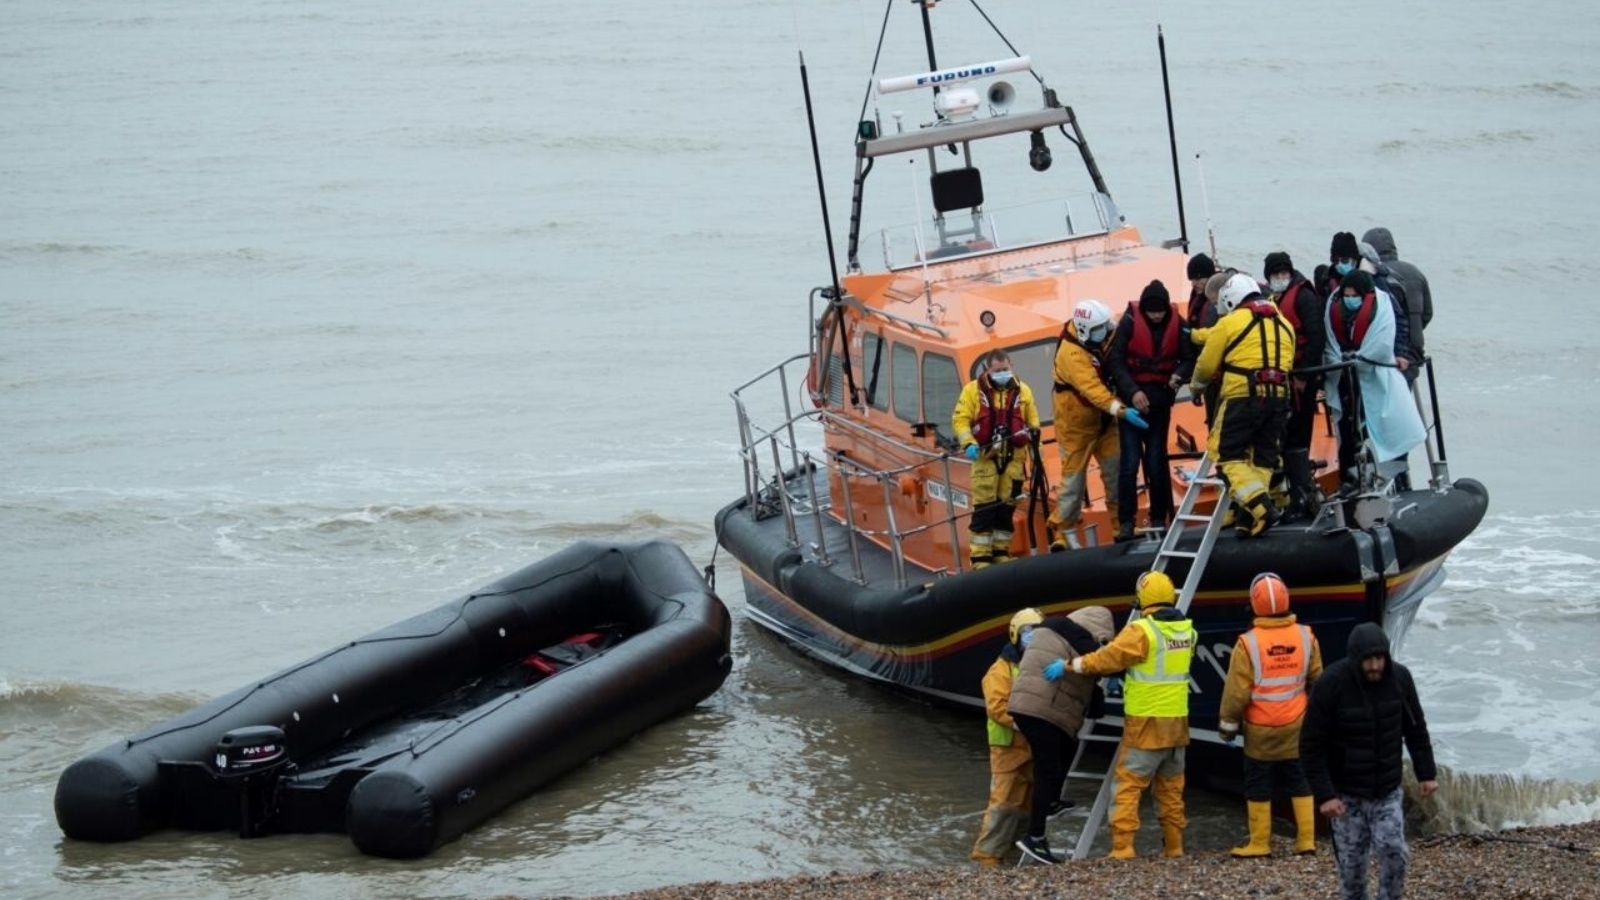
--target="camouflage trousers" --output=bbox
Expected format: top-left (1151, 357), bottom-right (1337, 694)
top-left (1330, 787), bottom-right (1410, 900)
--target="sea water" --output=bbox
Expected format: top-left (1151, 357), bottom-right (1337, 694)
top-left (3, 0), bottom-right (1599, 897)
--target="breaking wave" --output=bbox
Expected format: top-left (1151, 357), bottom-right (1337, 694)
top-left (1413, 767), bottom-right (1600, 834)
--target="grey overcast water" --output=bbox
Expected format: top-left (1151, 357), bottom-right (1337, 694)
top-left (5, 0), bottom-right (1600, 897)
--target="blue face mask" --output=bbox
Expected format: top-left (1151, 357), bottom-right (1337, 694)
top-left (990, 370), bottom-right (1013, 386)
top-left (1342, 295), bottom-right (1363, 312)
top-left (1020, 628), bottom-right (1036, 649)
top-left (1334, 261), bottom-right (1355, 276)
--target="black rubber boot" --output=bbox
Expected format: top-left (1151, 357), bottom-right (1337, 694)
top-left (1282, 448), bottom-right (1315, 521)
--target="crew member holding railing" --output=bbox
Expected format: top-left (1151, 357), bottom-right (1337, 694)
top-left (953, 350), bottom-right (1041, 569)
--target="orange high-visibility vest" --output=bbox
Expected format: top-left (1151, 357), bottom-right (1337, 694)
top-left (1241, 624), bottom-right (1312, 727)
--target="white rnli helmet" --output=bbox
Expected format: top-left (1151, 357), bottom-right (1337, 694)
top-left (1217, 272), bottom-right (1263, 315)
top-left (1072, 299), bottom-right (1113, 345)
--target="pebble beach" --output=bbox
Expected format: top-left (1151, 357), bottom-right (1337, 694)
top-left (541, 821), bottom-right (1600, 900)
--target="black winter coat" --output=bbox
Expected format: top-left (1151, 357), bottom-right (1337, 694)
top-left (1299, 622), bottom-right (1438, 802)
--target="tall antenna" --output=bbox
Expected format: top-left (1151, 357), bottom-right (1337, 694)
top-left (1157, 24), bottom-right (1189, 251)
top-left (1194, 151), bottom-right (1219, 262)
top-left (798, 51), bottom-right (858, 405)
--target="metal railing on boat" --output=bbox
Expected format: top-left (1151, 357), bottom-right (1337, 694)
top-left (731, 355), bottom-right (971, 588)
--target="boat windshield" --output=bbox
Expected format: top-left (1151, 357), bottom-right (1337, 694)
top-left (875, 191), bottom-right (1121, 271)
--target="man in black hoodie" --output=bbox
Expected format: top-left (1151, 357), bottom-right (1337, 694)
top-left (1300, 623), bottom-right (1439, 900)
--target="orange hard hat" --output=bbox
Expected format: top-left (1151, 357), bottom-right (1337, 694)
top-left (1250, 572), bottom-right (1291, 617)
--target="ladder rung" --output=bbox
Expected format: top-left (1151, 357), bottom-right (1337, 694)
top-left (1175, 514), bottom-right (1210, 523)
top-left (1160, 550), bottom-right (1200, 559)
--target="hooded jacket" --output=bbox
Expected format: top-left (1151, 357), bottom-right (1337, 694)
top-left (1073, 604), bottom-right (1193, 749)
top-left (1010, 607), bottom-right (1115, 735)
top-left (1298, 622), bottom-right (1437, 802)
top-left (1362, 227), bottom-right (1433, 356)
top-left (1358, 241), bottom-right (1414, 363)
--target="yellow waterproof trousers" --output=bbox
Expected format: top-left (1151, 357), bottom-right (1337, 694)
top-left (1055, 414), bottom-right (1119, 529)
top-left (1208, 399), bottom-right (1280, 523)
top-left (1110, 745), bottom-right (1187, 848)
top-left (971, 745), bottom-right (1034, 865)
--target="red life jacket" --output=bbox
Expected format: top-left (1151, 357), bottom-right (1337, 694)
top-left (1275, 280), bottom-right (1314, 364)
top-left (1328, 293), bottom-right (1377, 352)
top-left (970, 380), bottom-right (1029, 446)
top-left (1124, 304), bottom-right (1182, 385)
top-left (1185, 286), bottom-right (1208, 330)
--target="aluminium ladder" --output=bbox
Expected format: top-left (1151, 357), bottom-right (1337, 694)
top-left (1064, 453), bottom-right (1231, 860)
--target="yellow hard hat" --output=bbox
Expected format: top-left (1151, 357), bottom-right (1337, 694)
top-left (1008, 608), bottom-right (1044, 645)
top-left (1134, 571), bottom-right (1176, 609)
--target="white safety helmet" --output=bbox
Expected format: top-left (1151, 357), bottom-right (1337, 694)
top-left (1217, 272), bottom-right (1263, 315)
top-left (1071, 299), bottom-right (1113, 345)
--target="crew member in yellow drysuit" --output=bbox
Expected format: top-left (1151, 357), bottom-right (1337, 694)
top-left (971, 608), bottom-right (1042, 865)
top-left (1054, 571), bottom-right (1194, 858)
top-left (1050, 299), bottom-right (1147, 550)
top-left (953, 350), bottom-right (1042, 568)
top-left (1189, 273), bottom-right (1296, 538)
top-left (1219, 573), bottom-right (1324, 857)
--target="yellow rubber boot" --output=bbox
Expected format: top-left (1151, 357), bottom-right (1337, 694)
top-left (1292, 795), bottom-right (1317, 854)
top-left (1230, 801), bottom-right (1273, 858)
top-left (1108, 830), bottom-right (1136, 859)
top-left (1161, 825), bottom-right (1184, 858)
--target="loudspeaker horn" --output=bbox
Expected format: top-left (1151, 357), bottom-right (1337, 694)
top-left (986, 80), bottom-right (1016, 113)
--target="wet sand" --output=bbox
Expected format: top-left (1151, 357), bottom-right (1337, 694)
top-left (543, 820), bottom-right (1600, 900)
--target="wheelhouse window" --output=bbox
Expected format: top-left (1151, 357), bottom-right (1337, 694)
top-left (891, 342), bottom-right (919, 423)
top-left (922, 352), bottom-right (960, 447)
top-left (862, 332), bottom-right (888, 411)
top-left (968, 339), bottom-right (1060, 428)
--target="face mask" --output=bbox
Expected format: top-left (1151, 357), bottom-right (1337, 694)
top-left (1342, 295), bottom-right (1363, 311)
top-left (1268, 276), bottom-right (1290, 294)
top-left (990, 370), bottom-right (1013, 386)
top-left (1020, 629), bottom-right (1035, 649)
top-left (1334, 261), bottom-right (1355, 276)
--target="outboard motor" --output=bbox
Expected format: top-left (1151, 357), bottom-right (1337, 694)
top-left (213, 726), bottom-right (290, 838)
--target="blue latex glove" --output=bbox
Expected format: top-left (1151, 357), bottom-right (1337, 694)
top-left (1123, 408), bottom-right (1149, 430)
top-left (964, 443), bottom-right (979, 460)
top-left (1043, 658), bottom-right (1066, 682)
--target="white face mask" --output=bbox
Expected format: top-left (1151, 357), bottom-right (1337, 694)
top-left (1268, 276), bottom-right (1290, 294)
top-left (990, 370), bottom-right (1013, 386)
